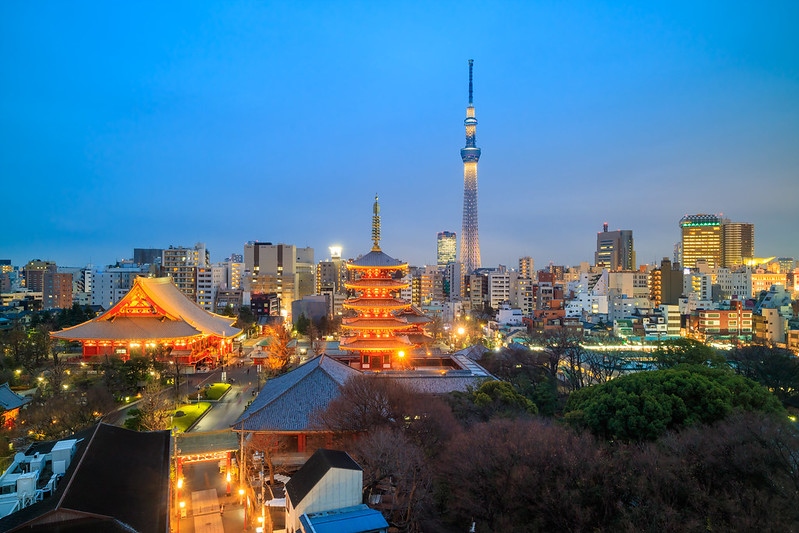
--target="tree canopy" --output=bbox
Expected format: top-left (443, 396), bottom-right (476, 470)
top-left (565, 366), bottom-right (784, 441)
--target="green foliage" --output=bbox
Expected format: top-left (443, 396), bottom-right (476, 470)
top-left (449, 380), bottom-right (538, 424)
top-left (295, 313), bottom-right (310, 335)
top-left (652, 338), bottom-right (726, 369)
top-left (565, 366), bottom-right (783, 441)
top-left (236, 306), bottom-right (255, 330)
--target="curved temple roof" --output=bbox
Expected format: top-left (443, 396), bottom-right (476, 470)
top-left (52, 277), bottom-right (241, 341)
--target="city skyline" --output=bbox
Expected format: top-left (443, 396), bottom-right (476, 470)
top-left (2, 2), bottom-right (798, 268)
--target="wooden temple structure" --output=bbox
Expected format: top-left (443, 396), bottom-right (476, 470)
top-left (51, 277), bottom-right (241, 366)
top-left (337, 196), bottom-right (433, 370)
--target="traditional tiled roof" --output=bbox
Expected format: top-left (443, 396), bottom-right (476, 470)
top-left (231, 356), bottom-right (360, 432)
top-left (344, 279), bottom-right (408, 290)
top-left (52, 277), bottom-right (240, 341)
top-left (338, 337), bottom-right (413, 351)
top-left (342, 297), bottom-right (409, 309)
top-left (51, 317), bottom-right (201, 341)
top-left (0, 383), bottom-right (30, 411)
top-left (347, 250), bottom-right (406, 268)
top-left (341, 318), bottom-right (410, 330)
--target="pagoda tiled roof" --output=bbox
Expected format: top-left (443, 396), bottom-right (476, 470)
top-left (345, 278), bottom-right (408, 290)
top-left (343, 297), bottom-right (409, 309)
top-left (347, 250), bottom-right (406, 268)
top-left (52, 277), bottom-right (241, 341)
top-left (339, 336), bottom-right (413, 351)
top-left (341, 318), bottom-right (410, 330)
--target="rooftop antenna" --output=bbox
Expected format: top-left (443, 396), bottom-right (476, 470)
top-left (468, 59), bottom-right (474, 105)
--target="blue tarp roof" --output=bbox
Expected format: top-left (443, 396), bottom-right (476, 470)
top-left (299, 504), bottom-right (388, 533)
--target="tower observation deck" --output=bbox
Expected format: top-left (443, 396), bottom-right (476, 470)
top-left (460, 59), bottom-right (481, 273)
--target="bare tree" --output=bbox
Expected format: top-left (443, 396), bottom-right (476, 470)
top-left (311, 375), bottom-right (412, 433)
top-left (583, 349), bottom-right (628, 385)
top-left (137, 380), bottom-right (172, 431)
top-left (352, 428), bottom-right (432, 533)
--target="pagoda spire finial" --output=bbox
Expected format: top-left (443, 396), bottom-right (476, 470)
top-left (371, 194), bottom-right (381, 251)
top-left (468, 59), bottom-right (474, 105)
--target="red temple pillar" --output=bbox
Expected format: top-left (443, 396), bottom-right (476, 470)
top-left (298, 434), bottom-right (306, 453)
top-left (226, 452), bottom-right (232, 495)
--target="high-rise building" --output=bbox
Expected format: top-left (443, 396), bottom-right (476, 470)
top-left (161, 243), bottom-right (210, 303)
top-left (518, 257), bottom-right (535, 279)
top-left (437, 231), bottom-right (457, 267)
top-left (595, 223), bottom-right (635, 271)
top-left (459, 59), bottom-right (481, 273)
top-left (23, 260), bottom-right (56, 292)
top-left (243, 242), bottom-right (314, 316)
top-left (133, 248), bottom-right (163, 266)
top-left (722, 222), bottom-right (754, 268)
top-left (649, 258), bottom-right (684, 306)
top-left (680, 214), bottom-right (724, 269)
top-left (42, 272), bottom-right (72, 310)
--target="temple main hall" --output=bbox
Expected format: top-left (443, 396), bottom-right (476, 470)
top-left (52, 277), bottom-right (241, 366)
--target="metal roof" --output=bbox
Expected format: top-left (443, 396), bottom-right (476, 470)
top-left (299, 504), bottom-right (388, 533)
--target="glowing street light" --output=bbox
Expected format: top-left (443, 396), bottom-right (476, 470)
top-left (398, 351), bottom-right (405, 358)
top-left (457, 327), bottom-right (465, 335)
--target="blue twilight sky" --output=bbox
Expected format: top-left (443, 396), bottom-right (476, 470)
top-left (2, 1), bottom-right (798, 269)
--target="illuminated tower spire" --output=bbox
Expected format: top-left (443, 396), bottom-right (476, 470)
top-left (460, 59), bottom-right (481, 272)
top-left (371, 194), bottom-right (381, 251)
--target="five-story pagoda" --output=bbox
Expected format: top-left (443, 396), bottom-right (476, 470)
top-left (340, 196), bottom-right (413, 370)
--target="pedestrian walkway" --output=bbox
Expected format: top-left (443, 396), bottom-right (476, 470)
top-left (190, 489), bottom-right (224, 533)
top-left (192, 488), bottom-right (220, 515)
top-left (193, 511), bottom-right (224, 533)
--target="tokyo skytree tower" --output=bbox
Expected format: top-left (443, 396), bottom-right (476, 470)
top-left (459, 59), bottom-right (481, 272)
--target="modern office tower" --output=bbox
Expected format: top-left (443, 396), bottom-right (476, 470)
top-left (243, 242), bottom-right (314, 315)
top-left (518, 257), bottom-right (535, 279)
top-left (722, 222), bottom-right (754, 268)
top-left (488, 267), bottom-right (518, 310)
top-left (777, 257), bottom-right (796, 273)
top-left (161, 243), bottom-right (210, 303)
top-left (437, 231), bottom-right (457, 267)
top-left (648, 258), bottom-right (684, 306)
top-left (23, 260), bottom-right (56, 292)
top-left (680, 214), bottom-right (724, 269)
top-left (459, 59), bottom-right (482, 273)
top-left (133, 248), bottom-right (163, 266)
top-left (595, 223), bottom-right (635, 271)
